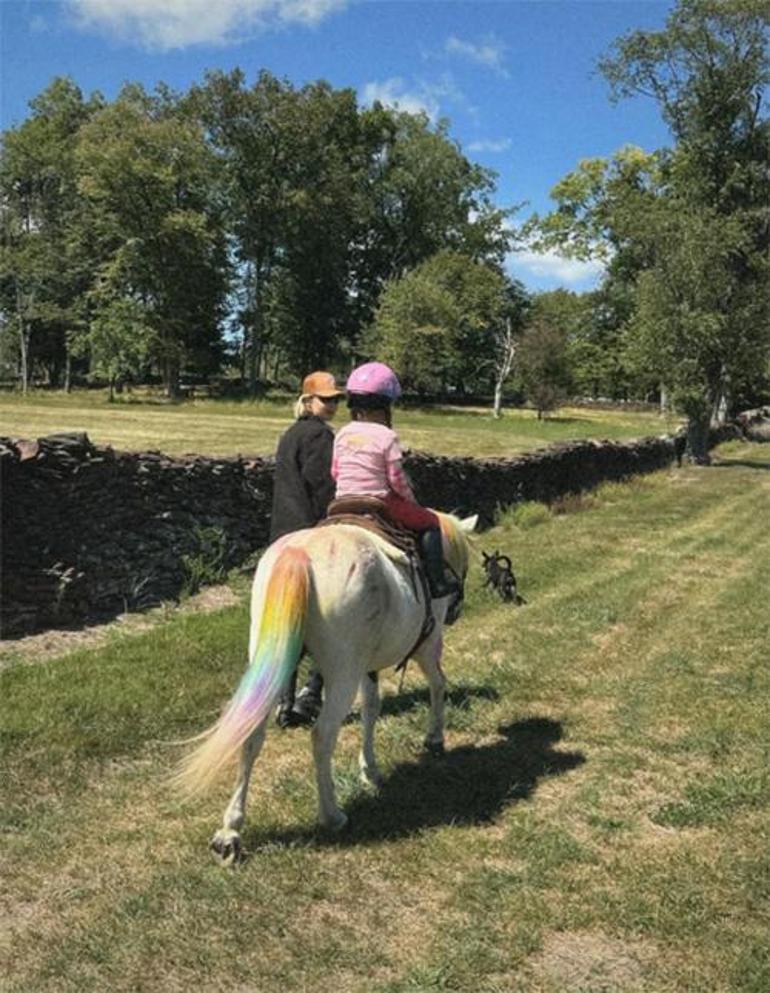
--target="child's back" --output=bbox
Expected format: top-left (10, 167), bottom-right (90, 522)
top-left (333, 420), bottom-right (402, 500)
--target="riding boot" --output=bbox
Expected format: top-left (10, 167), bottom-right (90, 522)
top-left (292, 669), bottom-right (324, 725)
top-left (276, 668), bottom-right (299, 729)
top-left (419, 527), bottom-right (461, 600)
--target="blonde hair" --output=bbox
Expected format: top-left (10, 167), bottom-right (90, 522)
top-left (294, 394), bottom-right (312, 419)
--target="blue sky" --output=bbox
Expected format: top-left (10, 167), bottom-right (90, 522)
top-left (1, 0), bottom-right (675, 292)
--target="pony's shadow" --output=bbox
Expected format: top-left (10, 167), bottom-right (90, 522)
top-left (243, 716), bottom-right (585, 852)
top-left (355, 681), bottom-right (500, 722)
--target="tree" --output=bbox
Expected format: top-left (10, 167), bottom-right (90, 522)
top-left (76, 84), bottom-right (228, 395)
top-left (193, 72), bottom-right (512, 385)
top-left (530, 0), bottom-right (770, 461)
top-left (365, 250), bottom-right (512, 395)
top-left (0, 78), bottom-right (102, 391)
top-left (516, 309), bottom-right (572, 419)
top-left (73, 295), bottom-right (156, 399)
top-left (490, 280), bottom-right (530, 417)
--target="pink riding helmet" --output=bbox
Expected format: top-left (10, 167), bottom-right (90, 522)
top-left (346, 362), bottom-right (402, 401)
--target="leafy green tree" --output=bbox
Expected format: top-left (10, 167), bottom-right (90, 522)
top-left (529, 288), bottom-right (630, 401)
top-left (516, 310), bottom-right (572, 418)
top-left (352, 109), bottom-right (510, 313)
top-left (0, 78), bottom-right (102, 390)
top-left (531, 0), bottom-right (770, 461)
top-left (73, 295), bottom-right (156, 399)
top-left (193, 72), bottom-right (511, 384)
top-left (365, 250), bottom-right (511, 395)
top-left (76, 83), bottom-right (228, 396)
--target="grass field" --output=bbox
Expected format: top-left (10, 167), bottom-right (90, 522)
top-left (0, 389), bottom-right (680, 457)
top-left (2, 440), bottom-right (768, 992)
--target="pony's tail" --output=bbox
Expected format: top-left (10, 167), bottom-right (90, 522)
top-left (175, 545), bottom-right (310, 796)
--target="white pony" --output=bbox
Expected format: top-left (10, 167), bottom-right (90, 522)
top-left (177, 511), bottom-right (477, 861)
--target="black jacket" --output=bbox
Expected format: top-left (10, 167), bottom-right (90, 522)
top-left (269, 414), bottom-right (335, 542)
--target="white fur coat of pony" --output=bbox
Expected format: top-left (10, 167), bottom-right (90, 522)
top-left (177, 511), bottom-right (476, 862)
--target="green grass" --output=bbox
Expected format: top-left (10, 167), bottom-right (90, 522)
top-left (1, 440), bottom-right (768, 992)
top-left (0, 388), bottom-right (680, 457)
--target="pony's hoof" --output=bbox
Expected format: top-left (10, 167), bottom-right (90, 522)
top-left (424, 738), bottom-right (445, 757)
top-left (321, 810), bottom-right (349, 833)
top-left (210, 830), bottom-right (243, 865)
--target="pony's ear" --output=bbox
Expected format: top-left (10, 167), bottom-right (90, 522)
top-left (459, 514), bottom-right (478, 533)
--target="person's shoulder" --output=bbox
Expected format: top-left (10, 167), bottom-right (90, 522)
top-left (299, 415), bottom-right (333, 437)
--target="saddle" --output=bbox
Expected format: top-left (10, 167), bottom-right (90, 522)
top-left (318, 495), bottom-right (418, 555)
top-left (316, 496), bottom-right (434, 665)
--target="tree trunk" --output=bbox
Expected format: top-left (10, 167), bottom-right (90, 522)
top-left (683, 414), bottom-right (711, 465)
top-left (64, 352), bottom-right (72, 393)
top-left (18, 326), bottom-right (29, 394)
top-left (15, 285), bottom-right (30, 395)
top-left (659, 383), bottom-right (668, 416)
top-left (711, 389), bottom-right (729, 425)
top-left (248, 262), bottom-right (263, 397)
top-left (163, 356), bottom-right (180, 399)
top-left (711, 365), bottom-right (730, 426)
top-left (492, 380), bottom-right (503, 419)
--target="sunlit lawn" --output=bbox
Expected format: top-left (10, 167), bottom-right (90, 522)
top-left (0, 388), bottom-right (680, 457)
top-left (1, 440), bottom-right (768, 993)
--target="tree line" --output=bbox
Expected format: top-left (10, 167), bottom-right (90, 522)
top-left (0, 68), bottom-right (510, 397)
top-left (2, 0), bottom-right (769, 462)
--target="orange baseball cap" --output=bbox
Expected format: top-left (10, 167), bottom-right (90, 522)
top-left (302, 371), bottom-right (345, 398)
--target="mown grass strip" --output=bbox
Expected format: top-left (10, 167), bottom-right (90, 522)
top-left (0, 389), bottom-right (680, 457)
top-left (1, 441), bottom-right (768, 993)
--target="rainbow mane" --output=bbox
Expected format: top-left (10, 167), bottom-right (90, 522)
top-left (436, 512), bottom-right (470, 578)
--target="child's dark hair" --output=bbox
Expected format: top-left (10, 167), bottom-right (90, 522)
top-left (348, 392), bottom-right (392, 425)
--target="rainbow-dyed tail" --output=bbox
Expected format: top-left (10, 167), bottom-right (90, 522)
top-left (176, 545), bottom-right (310, 795)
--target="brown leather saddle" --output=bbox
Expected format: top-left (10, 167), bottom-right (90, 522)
top-left (316, 495), bottom-right (434, 664)
top-left (319, 495), bottom-right (418, 554)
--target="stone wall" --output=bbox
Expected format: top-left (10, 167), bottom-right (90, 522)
top-left (0, 424), bottom-right (743, 638)
top-left (735, 406), bottom-right (770, 442)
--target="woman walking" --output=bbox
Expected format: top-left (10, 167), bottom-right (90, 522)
top-left (270, 370), bottom-right (344, 726)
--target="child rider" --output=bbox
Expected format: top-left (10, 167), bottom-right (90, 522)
top-left (332, 361), bottom-right (460, 601)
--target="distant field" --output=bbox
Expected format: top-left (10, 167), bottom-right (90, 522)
top-left (1, 441), bottom-right (768, 993)
top-left (0, 389), bottom-right (680, 457)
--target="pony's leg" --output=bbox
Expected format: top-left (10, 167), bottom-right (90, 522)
top-left (210, 721), bottom-right (267, 863)
top-left (358, 671), bottom-right (383, 789)
top-left (312, 669), bottom-right (359, 831)
top-left (414, 634), bottom-right (447, 755)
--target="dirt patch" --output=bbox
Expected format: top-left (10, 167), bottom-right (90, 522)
top-left (532, 929), bottom-right (654, 991)
top-left (0, 583), bottom-right (243, 669)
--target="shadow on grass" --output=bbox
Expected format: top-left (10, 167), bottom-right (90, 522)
top-left (243, 715), bottom-right (585, 852)
top-left (380, 682), bottom-right (499, 720)
top-left (712, 458), bottom-right (770, 472)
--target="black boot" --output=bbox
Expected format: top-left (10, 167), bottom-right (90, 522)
top-left (276, 669), bottom-right (299, 728)
top-left (420, 527), bottom-right (461, 600)
top-left (292, 670), bottom-right (323, 725)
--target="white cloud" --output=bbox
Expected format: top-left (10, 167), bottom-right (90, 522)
top-left (361, 73), bottom-right (476, 123)
top-left (445, 35), bottom-right (509, 77)
top-left (510, 248), bottom-right (605, 288)
top-left (467, 138), bottom-right (512, 154)
top-left (361, 78), bottom-right (439, 121)
top-left (69, 0), bottom-right (347, 50)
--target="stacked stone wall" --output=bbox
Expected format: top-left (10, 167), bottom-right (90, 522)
top-left (0, 423), bottom-right (744, 637)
